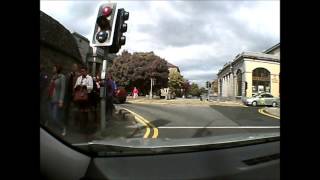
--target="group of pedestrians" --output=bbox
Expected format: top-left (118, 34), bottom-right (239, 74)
top-left (40, 63), bottom-right (117, 136)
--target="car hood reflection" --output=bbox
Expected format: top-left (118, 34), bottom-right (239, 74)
top-left (73, 132), bottom-right (280, 156)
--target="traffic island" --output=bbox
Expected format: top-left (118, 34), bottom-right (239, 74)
top-left (259, 107), bottom-right (280, 119)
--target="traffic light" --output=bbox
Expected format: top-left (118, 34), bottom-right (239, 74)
top-left (91, 3), bottom-right (118, 47)
top-left (109, 8), bottom-right (129, 53)
top-left (206, 81), bottom-right (210, 88)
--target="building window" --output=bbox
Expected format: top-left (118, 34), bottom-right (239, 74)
top-left (252, 68), bottom-right (270, 95)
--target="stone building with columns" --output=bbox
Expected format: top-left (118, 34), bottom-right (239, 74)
top-left (217, 43), bottom-right (280, 99)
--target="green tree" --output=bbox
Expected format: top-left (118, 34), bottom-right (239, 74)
top-left (110, 51), bottom-right (169, 95)
top-left (189, 83), bottom-right (201, 97)
top-left (182, 79), bottom-right (191, 97)
top-left (168, 70), bottom-right (184, 97)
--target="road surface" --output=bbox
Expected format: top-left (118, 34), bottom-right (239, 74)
top-left (116, 103), bottom-right (280, 139)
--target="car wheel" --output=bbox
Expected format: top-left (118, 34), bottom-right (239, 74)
top-left (252, 101), bottom-right (257, 107)
top-left (272, 102), bottom-right (277, 107)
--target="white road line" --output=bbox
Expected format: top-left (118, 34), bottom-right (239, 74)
top-left (157, 126), bottom-right (280, 129)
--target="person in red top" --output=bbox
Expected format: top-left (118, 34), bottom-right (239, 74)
top-left (133, 87), bottom-right (139, 99)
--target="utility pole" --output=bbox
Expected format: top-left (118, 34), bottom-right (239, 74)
top-left (91, 3), bottom-right (129, 130)
top-left (149, 78), bottom-right (153, 99)
top-left (99, 47), bottom-right (109, 130)
top-left (92, 47), bottom-right (97, 77)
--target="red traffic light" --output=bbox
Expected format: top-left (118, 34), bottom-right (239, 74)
top-left (102, 6), bottom-right (112, 17)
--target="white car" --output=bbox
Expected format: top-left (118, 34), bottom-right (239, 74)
top-left (243, 93), bottom-right (280, 107)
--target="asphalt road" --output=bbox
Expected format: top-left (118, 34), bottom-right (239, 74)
top-left (117, 103), bottom-right (280, 139)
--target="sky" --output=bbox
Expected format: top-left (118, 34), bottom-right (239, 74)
top-left (40, 0), bottom-right (279, 87)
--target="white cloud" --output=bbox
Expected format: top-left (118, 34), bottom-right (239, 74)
top-left (231, 1), bottom-right (280, 38)
top-left (40, 0), bottom-right (279, 86)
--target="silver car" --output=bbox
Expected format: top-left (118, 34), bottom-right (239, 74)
top-left (243, 93), bottom-right (280, 107)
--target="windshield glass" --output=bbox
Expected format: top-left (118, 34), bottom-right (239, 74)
top-left (40, 0), bottom-right (280, 155)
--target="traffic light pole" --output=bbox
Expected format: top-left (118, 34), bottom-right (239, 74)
top-left (100, 47), bottom-right (109, 130)
top-left (92, 3), bottom-right (129, 130)
top-left (92, 57), bottom-right (96, 77)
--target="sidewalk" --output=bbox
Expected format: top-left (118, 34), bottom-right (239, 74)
top-left (262, 107), bottom-right (280, 118)
top-left (59, 107), bottom-right (142, 144)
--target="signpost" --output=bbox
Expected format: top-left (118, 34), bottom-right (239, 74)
top-left (149, 78), bottom-right (155, 99)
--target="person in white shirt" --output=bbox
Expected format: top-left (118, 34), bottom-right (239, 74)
top-left (73, 66), bottom-right (93, 132)
top-left (74, 66), bottom-right (93, 93)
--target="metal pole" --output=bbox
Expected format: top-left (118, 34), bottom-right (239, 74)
top-left (149, 78), bottom-right (152, 99)
top-left (92, 47), bottom-right (97, 77)
top-left (100, 47), bottom-right (109, 130)
top-left (92, 56), bottom-right (97, 77)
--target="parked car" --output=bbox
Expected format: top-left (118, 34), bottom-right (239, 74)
top-left (113, 87), bottom-right (127, 104)
top-left (243, 93), bottom-right (280, 107)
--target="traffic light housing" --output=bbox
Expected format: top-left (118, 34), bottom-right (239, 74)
top-left (91, 3), bottom-right (118, 47)
top-left (206, 81), bottom-right (211, 88)
top-left (109, 8), bottom-right (129, 53)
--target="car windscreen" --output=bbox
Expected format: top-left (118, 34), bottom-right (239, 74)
top-left (40, 0), bottom-right (280, 156)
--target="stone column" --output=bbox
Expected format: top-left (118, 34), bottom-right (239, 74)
top-left (271, 74), bottom-right (280, 97)
top-left (223, 76), bottom-right (226, 97)
top-left (225, 75), bottom-right (228, 97)
top-left (244, 72), bottom-right (253, 97)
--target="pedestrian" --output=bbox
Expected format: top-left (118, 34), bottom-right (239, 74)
top-left (74, 66), bottom-right (93, 133)
top-left (133, 87), bottom-right (139, 99)
top-left (47, 64), bottom-right (66, 136)
top-left (105, 73), bottom-right (116, 120)
top-left (65, 63), bottom-right (80, 127)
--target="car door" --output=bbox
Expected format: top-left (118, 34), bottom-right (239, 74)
top-left (263, 94), bottom-right (274, 106)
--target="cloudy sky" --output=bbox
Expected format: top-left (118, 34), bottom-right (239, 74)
top-left (40, 0), bottom-right (279, 87)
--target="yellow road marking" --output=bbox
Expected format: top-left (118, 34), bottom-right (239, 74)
top-left (147, 120), bottom-right (159, 138)
top-left (133, 113), bottom-right (159, 139)
top-left (122, 108), bottom-right (159, 138)
top-left (143, 125), bottom-right (151, 139)
top-left (258, 108), bottom-right (280, 119)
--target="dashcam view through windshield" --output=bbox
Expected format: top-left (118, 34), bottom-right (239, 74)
top-left (40, 0), bottom-right (280, 155)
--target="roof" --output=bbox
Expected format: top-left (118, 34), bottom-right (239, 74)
top-left (217, 51), bottom-right (279, 76)
top-left (263, 43), bottom-right (280, 54)
top-left (167, 62), bottom-right (180, 73)
top-left (240, 51), bottom-right (280, 62)
top-left (72, 32), bottom-right (90, 42)
top-left (167, 62), bottom-right (178, 68)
